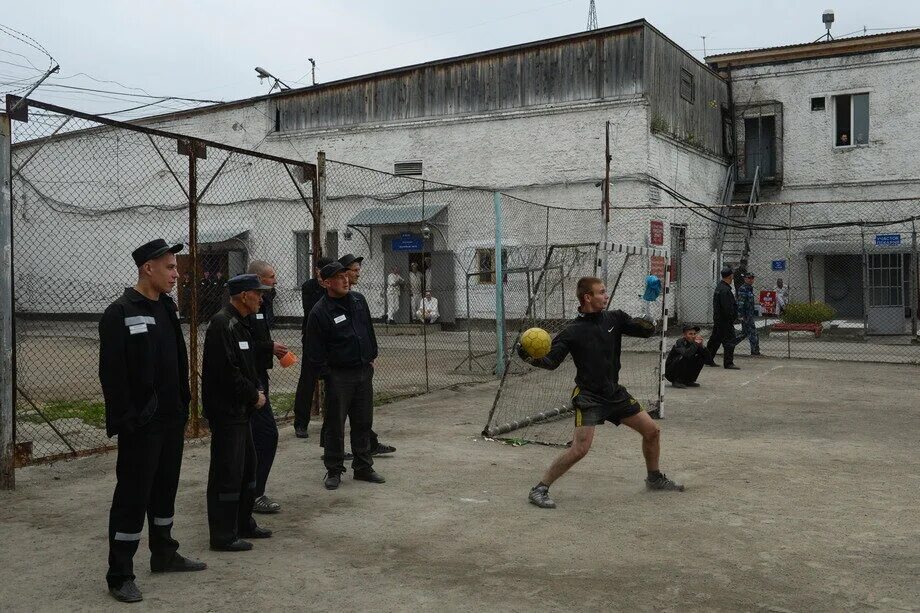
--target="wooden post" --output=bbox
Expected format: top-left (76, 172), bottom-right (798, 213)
top-left (0, 112), bottom-right (14, 489)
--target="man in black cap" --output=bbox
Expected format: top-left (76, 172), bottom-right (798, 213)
top-left (245, 260), bottom-right (289, 515)
top-left (293, 256), bottom-right (334, 438)
top-left (665, 324), bottom-right (712, 388)
top-left (203, 273), bottom-right (274, 552)
top-left (707, 267), bottom-right (742, 370)
top-left (306, 261), bottom-right (385, 490)
top-left (99, 238), bottom-right (206, 603)
top-left (335, 253), bottom-right (396, 458)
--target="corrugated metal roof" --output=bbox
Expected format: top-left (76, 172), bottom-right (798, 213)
top-left (347, 204), bottom-right (446, 227)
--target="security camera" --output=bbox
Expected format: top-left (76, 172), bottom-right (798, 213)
top-left (343, 228), bottom-right (353, 240)
top-left (421, 224), bottom-right (432, 240)
top-left (255, 67), bottom-right (272, 79)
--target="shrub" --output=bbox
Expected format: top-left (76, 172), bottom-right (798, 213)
top-left (781, 302), bottom-right (836, 324)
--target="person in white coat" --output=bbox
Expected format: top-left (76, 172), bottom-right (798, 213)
top-left (409, 262), bottom-right (423, 316)
top-left (415, 290), bottom-right (439, 323)
top-left (774, 278), bottom-right (789, 314)
top-left (386, 267), bottom-right (404, 324)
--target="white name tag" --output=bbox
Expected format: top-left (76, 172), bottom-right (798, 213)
top-left (128, 324), bottom-right (148, 335)
top-left (333, 314), bottom-right (347, 324)
top-left (256, 313), bottom-right (264, 320)
top-left (238, 341), bottom-right (250, 350)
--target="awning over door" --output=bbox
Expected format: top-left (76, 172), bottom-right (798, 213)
top-left (347, 204), bottom-right (445, 227)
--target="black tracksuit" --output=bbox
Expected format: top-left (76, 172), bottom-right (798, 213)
top-left (665, 338), bottom-right (711, 384)
top-left (249, 291), bottom-right (277, 499)
top-left (202, 304), bottom-right (261, 546)
top-left (706, 280), bottom-right (740, 367)
top-left (531, 309), bottom-right (655, 401)
top-left (293, 278), bottom-right (324, 431)
top-left (306, 291), bottom-right (378, 474)
top-left (99, 288), bottom-right (190, 589)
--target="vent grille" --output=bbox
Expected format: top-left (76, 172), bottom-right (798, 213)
top-left (394, 160), bottom-right (423, 176)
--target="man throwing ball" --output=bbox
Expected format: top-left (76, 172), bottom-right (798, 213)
top-left (520, 276), bottom-right (685, 509)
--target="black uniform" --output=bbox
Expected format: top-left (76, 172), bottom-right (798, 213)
top-left (665, 338), bottom-right (711, 385)
top-left (706, 280), bottom-right (740, 368)
top-left (293, 278), bottom-right (325, 432)
top-left (306, 290), bottom-right (378, 475)
top-left (530, 310), bottom-right (655, 427)
top-left (99, 288), bottom-right (190, 589)
top-left (249, 290), bottom-right (278, 499)
top-left (202, 304), bottom-right (261, 546)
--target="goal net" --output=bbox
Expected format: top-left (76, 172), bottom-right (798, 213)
top-left (482, 241), bottom-right (670, 446)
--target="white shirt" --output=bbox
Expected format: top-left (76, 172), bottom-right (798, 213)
top-left (417, 297), bottom-right (439, 319)
top-left (387, 273), bottom-right (403, 290)
top-left (409, 271), bottom-right (423, 294)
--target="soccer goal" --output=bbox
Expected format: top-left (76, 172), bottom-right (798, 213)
top-left (482, 241), bottom-right (671, 446)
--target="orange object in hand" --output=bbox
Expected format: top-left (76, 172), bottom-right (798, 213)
top-left (279, 351), bottom-right (297, 368)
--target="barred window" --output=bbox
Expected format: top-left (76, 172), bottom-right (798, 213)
top-left (680, 69), bottom-right (695, 104)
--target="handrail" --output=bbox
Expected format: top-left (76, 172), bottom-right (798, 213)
top-left (742, 165), bottom-right (761, 258)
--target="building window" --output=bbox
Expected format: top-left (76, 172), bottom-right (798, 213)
top-left (834, 93), bottom-right (869, 146)
top-left (811, 96), bottom-right (825, 111)
top-left (294, 231), bottom-right (311, 285)
top-left (680, 69), bottom-right (695, 103)
top-left (477, 248), bottom-right (508, 285)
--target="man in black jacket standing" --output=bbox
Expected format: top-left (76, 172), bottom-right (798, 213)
top-left (293, 256), bottom-right (333, 438)
top-left (706, 267), bottom-right (742, 370)
top-left (665, 324), bottom-right (712, 388)
top-left (203, 274), bottom-right (274, 552)
top-left (306, 261), bottom-right (385, 490)
top-left (99, 239), bottom-right (206, 603)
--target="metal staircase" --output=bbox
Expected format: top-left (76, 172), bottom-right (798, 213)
top-left (714, 165), bottom-right (761, 267)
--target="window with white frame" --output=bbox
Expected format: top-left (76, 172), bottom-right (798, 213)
top-left (834, 93), bottom-right (869, 147)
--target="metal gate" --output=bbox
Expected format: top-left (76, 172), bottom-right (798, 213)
top-left (866, 253), bottom-right (908, 335)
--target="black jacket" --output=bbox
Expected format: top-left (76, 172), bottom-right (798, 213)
top-left (305, 291), bottom-right (378, 378)
top-left (249, 290), bottom-right (276, 374)
top-left (531, 309), bottom-right (655, 399)
top-left (98, 288), bottom-right (190, 437)
top-left (301, 278), bottom-right (324, 337)
top-left (713, 280), bottom-right (738, 328)
top-left (202, 304), bottom-right (261, 425)
top-left (665, 338), bottom-right (705, 378)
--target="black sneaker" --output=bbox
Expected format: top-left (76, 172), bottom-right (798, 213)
top-left (353, 470), bottom-right (386, 484)
top-left (210, 539), bottom-right (253, 552)
top-left (372, 443), bottom-right (396, 456)
top-left (239, 526), bottom-right (272, 539)
top-left (295, 427), bottom-right (309, 439)
top-left (528, 485), bottom-right (556, 509)
top-left (645, 473), bottom-right (685, 492)
top-left (151, 553), bottom-right (207, 573)
top-left (686, 382), bottom-right (701, 387)
top-left (109, 580), bottom-right (143, 603)
top-left (253, 495), bottom-right (281, 514)
top-left (324, 471), bottom-right (342, 490)
top-left (724, 364), bottom-right (740, 370)
top-left (671, 382), bottom-right (687, 389)
top-left (704, 361), bottom-right (718, 367)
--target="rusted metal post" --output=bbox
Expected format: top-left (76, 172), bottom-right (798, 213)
top-left (1, 112), bottom-right (14, 489)
top-left (185, 141), bottom-right (201, 437)
top-left (311, 151), bottom-right (325, 267)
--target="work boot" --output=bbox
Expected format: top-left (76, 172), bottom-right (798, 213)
top-left (353, 470), bottom-right (386, 484)
top-left (372, 443), bottom-right (397, 456)
top-left (210, 539), bottom-right (253, 552)
top-left (645, 473), bottom-right (685, 492)
top-left (253, 495), bottom-right (281, 514)
top-left (151, 553), bottom-right (207, 573)
top-left (295, 427), bottom-right (309, 439)
top-left (528, 485), bottom-right (556, 509)
top-left (324, 471), bottom-right (342, 490)
top-left (686, 382), bottom-right (701, 387)
top-left (724, 364), bottom-right (740, 370)
top-left (109, 580), bottom-right (143, 603)
top-left (671, 382), bottom-right (687, 389)
top-left (240, 526), bottom-right (272, 539)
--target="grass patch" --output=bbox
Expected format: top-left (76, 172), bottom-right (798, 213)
top-left (18, 399), bottom-right (106, 429)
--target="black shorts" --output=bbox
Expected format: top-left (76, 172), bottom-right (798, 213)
top-left (571, 386), bottom-right (642, 427)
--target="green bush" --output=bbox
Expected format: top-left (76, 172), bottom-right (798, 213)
top-left (781, 302), bottom-right (836, 324)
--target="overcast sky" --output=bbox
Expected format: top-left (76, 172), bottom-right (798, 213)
top-left (3, 0), bottom-right (920, 118)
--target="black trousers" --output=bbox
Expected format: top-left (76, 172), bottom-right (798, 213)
top-left (707, 323), bottom-right (740, 367)
top-left (665, 349), bottom-right (709, 385)
top-left (322, 365), bottom-right (374, 474)
top-left (107, 420), bottom-right (185, 588)
top-left (293, 352), bottom-right (317, 431)
top-left (251, 373), bottom-right (278, 498)
top-left (206, 421), bottom-right (257, 546)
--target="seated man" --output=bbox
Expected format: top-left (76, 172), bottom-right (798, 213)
top-left (664, 324), bottom-right (712, 388)
top-left (415, 290), bottom-right (439, 324)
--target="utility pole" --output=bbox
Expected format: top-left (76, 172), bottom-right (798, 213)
top-left (587, 0), bottom-right (598, 31)
top-left (308, 58), bottom-right (317, 86)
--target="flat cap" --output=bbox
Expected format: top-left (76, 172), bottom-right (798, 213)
top-left (320, 261), bottom-right (347, 281)
top-left (132, 238), bottom-right (183, 267)
top-left (338, 253), bottom-right (364, 268)
top-left (227, 273), bottom-right (272, 296)
top-left (744, 272), bottom-right (756, 279)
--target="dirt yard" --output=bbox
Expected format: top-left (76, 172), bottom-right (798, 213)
top-left (1, 356), bottom-right (918, 612)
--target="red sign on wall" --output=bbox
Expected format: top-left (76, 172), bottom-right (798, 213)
top-left (650, 220), bottom-right (665, 246)
top-left (650, 255), bottom-right (666, 281)
top-left (759, 290), bottom-right (777, 315)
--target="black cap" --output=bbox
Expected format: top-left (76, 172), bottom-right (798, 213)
top-left (720, 267), bottom-right (734, 278)
top-left (682, 323), bottom-right (701, 332)
top-left (320, 261), bottom-right (347, 281)
top-left (744, 272), bottom-right (756, 279)
top-left (338, 253), bottom-right (364, 268)
top-left (132, 239), bottom-right (183, 267)
top-left (227, 273), bottom-right (272, 296)
top-left (315, 256), bottom-right (334, 270)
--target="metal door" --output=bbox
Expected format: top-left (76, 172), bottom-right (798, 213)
top-left (743, 115), bottom-right (776, 179)
top-left (429, 251), bottom-right (456, 323)
top-left (679, 250), bottom-right (717, 325)
top-left (866, 253), bottom-right (906, 335)
top-left (824, 255), bottom-right (864, 318)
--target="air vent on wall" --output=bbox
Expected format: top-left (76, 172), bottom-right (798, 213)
top-left (394, 160), bottom-right (423, 176)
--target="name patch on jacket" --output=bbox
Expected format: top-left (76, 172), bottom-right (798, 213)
top-left (238, 341), bottom-right (250, 350)
top-left (256, 313), bottom-right (264, 320)
top-left (333, 314), bottom-right (347, 324)
top-left (128, 324), bottom-right (148, 335)
top-left (124, 316), bottom-right (155, 335)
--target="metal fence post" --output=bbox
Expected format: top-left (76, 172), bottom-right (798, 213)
top-left (1, 112), bottom-right (14, 489)
top-left (312, 151), bottom-right (325, 265)
top-left (185, 141), bottom-right (201, 437)
top-left (494, 191), bottom-right (505, 376)
top-left (912, 219), bottom-right (918, 340)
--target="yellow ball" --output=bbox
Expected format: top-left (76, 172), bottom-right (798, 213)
top-left (520, 327), bottom-right (552, 359)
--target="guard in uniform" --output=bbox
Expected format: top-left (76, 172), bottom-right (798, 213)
top-left (203, 274), bottom-right (274, 551)
top-left (706, 267), bottom-right (742, 370)
top-left (293, 256), bottom-right (333, 438)
top-left (737, 272), bottom-right (761, 356)
top-left (99, 239), bottom-right (206, 604)
top-left (305, 261), bottom-right (385, 490)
